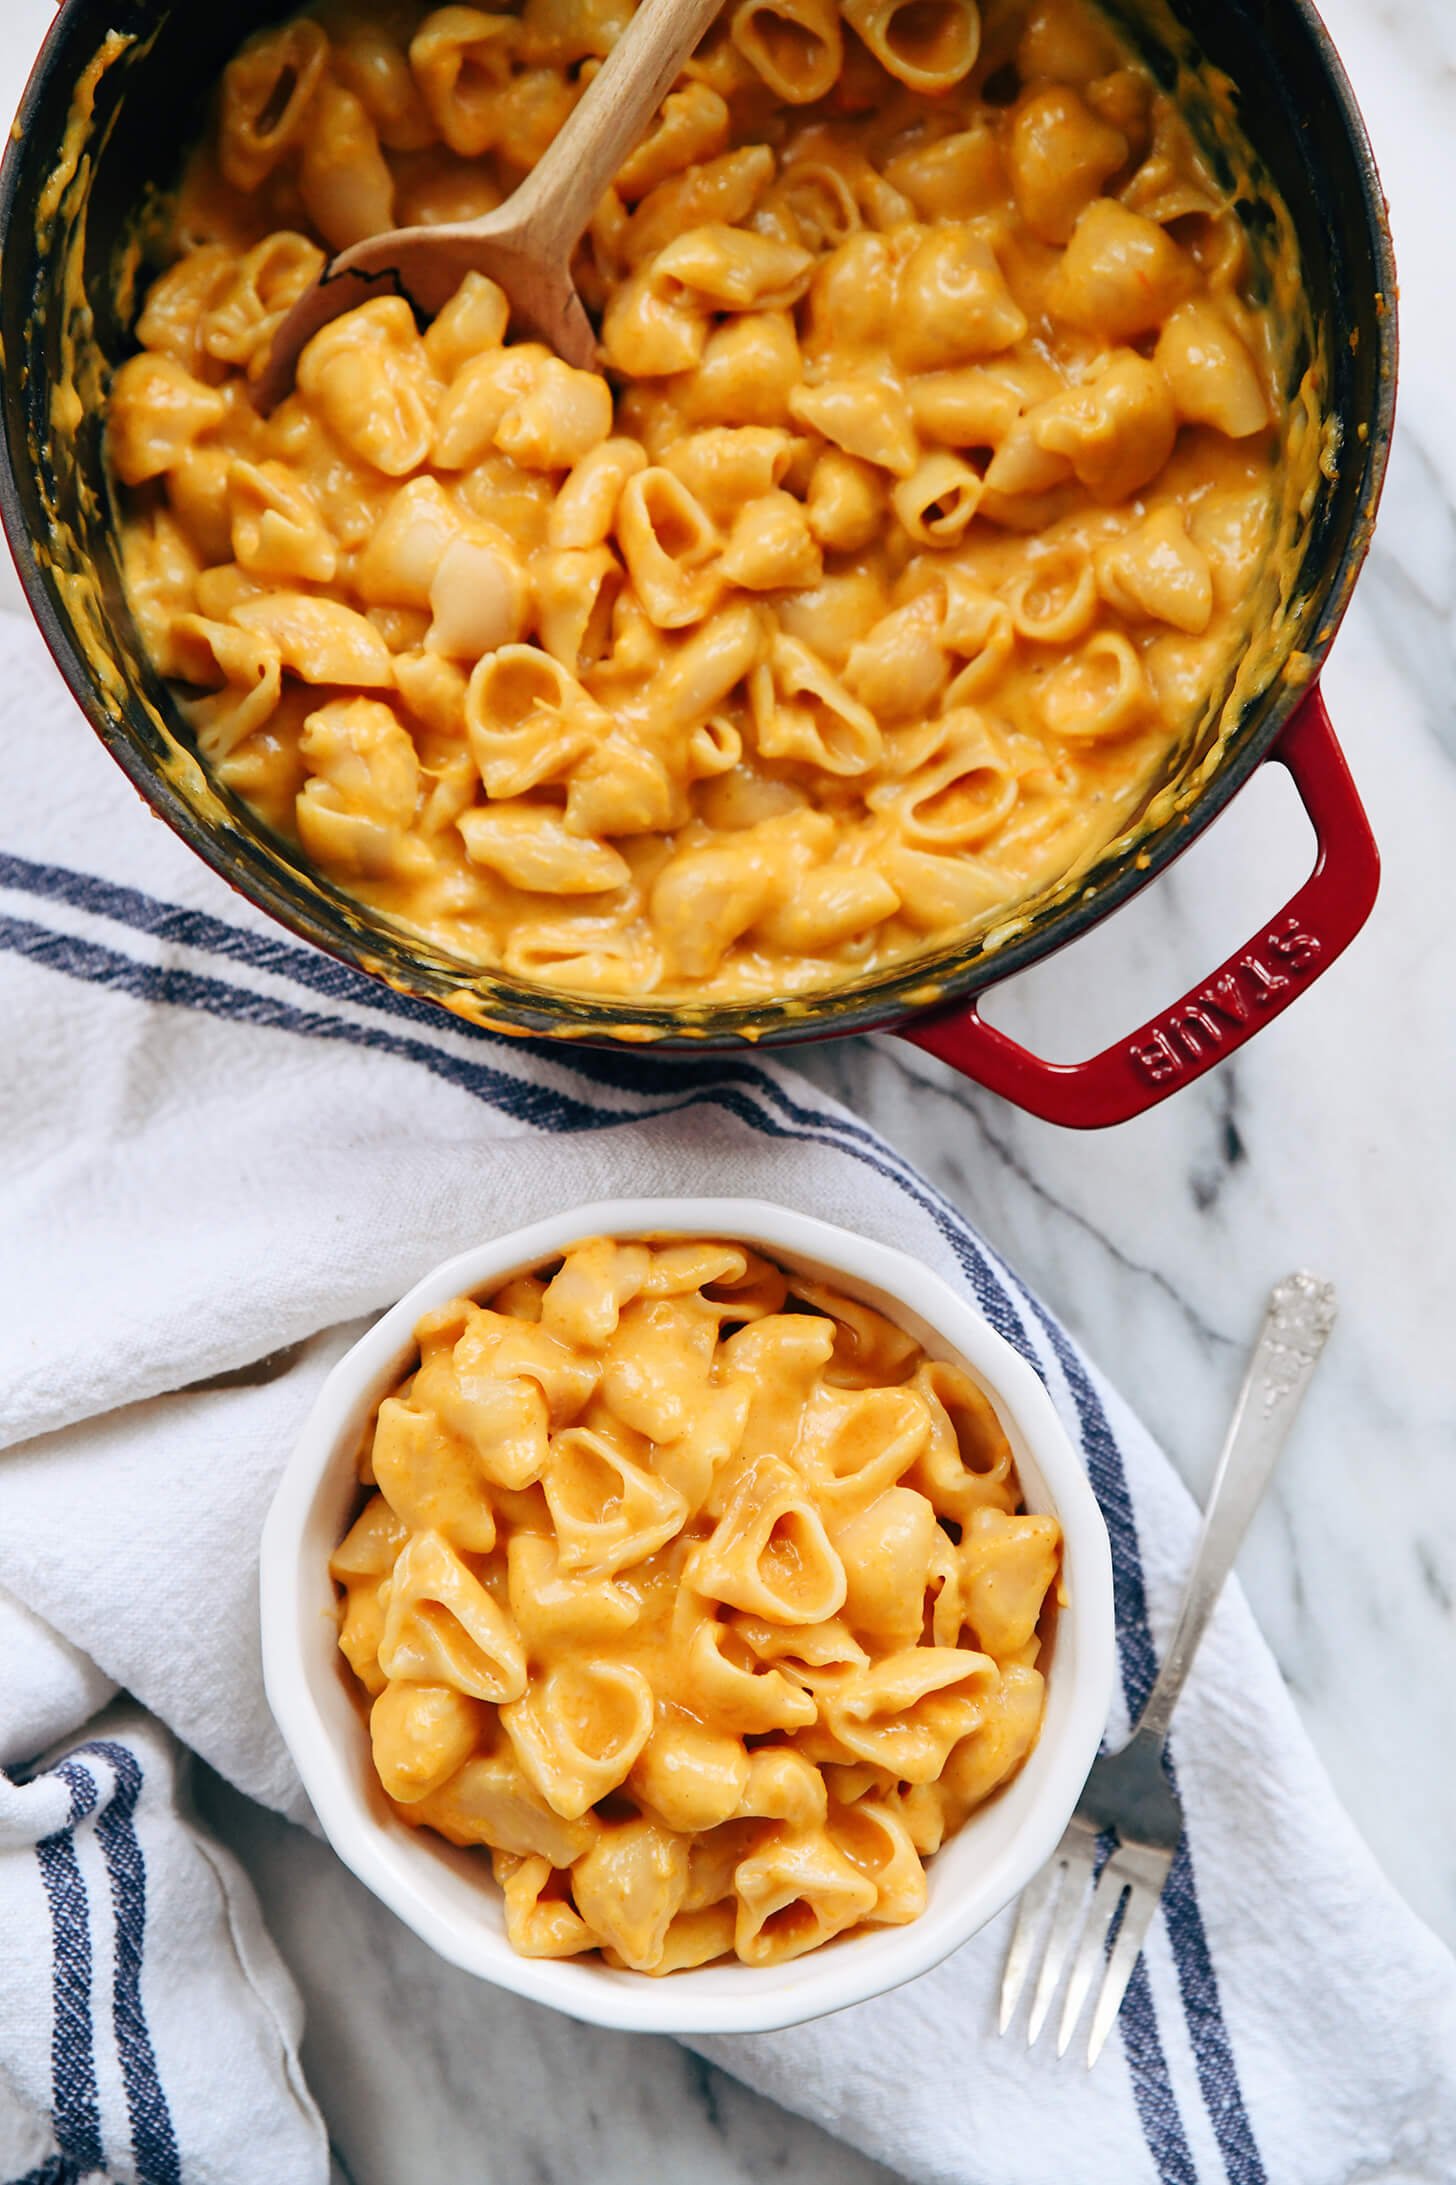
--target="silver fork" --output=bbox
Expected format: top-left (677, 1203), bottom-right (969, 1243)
top-left (999, 1270), bottom-right (1337, 2067)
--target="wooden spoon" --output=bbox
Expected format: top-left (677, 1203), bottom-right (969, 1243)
top-left (253, 0), bottom-right (726, 412)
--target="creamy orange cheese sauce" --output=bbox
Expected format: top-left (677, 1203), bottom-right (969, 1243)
top-left (111, 0), bottom-right (1284, 1004)
top-left (332, 1236), bottom-right (1061, 1972)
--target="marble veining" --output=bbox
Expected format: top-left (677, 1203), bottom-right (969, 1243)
top-left (2, 0), bottom-right (1454, 2176)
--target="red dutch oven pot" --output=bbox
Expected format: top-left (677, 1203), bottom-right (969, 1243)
top-left (0, 0), bottom-right (1396, 1127)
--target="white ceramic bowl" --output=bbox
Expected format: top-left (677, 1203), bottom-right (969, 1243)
top-left (260, 1197), bottom-right (1115, 2035)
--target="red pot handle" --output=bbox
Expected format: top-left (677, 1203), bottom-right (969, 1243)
top-left (898, 686), bottom-right (1379, 1128)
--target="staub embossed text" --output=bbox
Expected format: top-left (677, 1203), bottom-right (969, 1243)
top-left (1127, 915), bottom-right (1323, 1085)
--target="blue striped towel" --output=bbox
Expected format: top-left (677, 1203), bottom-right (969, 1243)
top-left (2, 608), bottom-right (1453, 2185)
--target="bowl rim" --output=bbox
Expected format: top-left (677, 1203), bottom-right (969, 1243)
top-left (0, 0), bottom-right (1398, 1052)
top-left (259, 1195), bottom-right (1116, 2034)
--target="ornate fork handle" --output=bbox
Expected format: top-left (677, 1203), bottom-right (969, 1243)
top-left (1133, 1272), bottom-right (1337, 1750)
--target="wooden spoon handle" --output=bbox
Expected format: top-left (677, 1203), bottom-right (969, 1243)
top-left (504, 0), bottom-right (727, 258)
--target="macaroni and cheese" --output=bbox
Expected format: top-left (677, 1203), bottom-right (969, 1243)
top-left (113, 0), bottom-right (1284, 1004)
top-left (330, 1236), bottom-right (1062, 1970)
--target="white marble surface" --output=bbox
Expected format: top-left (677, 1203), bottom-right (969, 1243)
top-left (3, 0), bottom-right (1454, 2178)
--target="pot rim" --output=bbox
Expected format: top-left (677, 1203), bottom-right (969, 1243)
top-left (0, 0), bottom-right (1399, 1051)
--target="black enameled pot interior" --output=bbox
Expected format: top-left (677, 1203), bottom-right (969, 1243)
top-left (0, 0), bottom-right (1396, 1047)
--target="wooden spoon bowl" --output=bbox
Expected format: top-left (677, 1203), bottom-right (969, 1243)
top-left (253, 0), bottom-right (726, 411)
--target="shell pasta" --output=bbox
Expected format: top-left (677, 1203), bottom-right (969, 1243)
top-left (113, 0), bottom-right (1284, 1004)
top-left (331, 1236), bottom-right (1062, 1972)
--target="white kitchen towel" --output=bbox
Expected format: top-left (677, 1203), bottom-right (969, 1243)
top-left (1, 602), bottom-right (1453, 2185)
top-left (0, 1624), bottom-right (326, 2185)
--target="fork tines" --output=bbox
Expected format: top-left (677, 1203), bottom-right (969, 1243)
top-left (999, 1821), bottom-right (1170, 2066)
